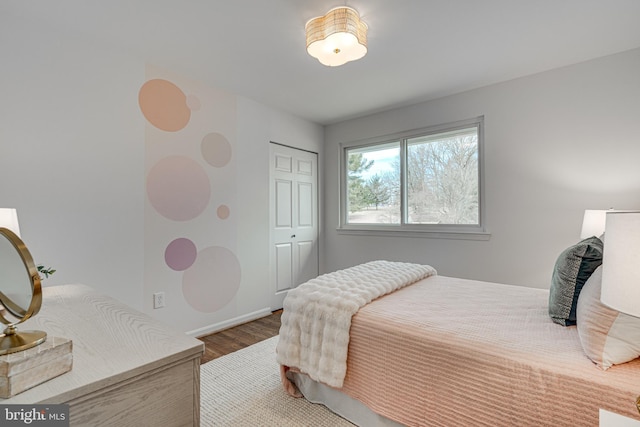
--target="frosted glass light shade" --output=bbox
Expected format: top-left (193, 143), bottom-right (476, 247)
top-left (306, 7), bottom-right (368, 67)
top-left (0, 208), bottom-right (20, 238)
top-left (580, 209), bottom-right (608, 239)
top-left (601, 211), bottom-right (640, 317)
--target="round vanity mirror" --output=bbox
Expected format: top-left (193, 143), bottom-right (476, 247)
top-left (0, 227), bottom-right (46, 355)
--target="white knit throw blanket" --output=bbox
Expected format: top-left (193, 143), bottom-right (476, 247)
top-left (276, 260), bottom-right (436, 388)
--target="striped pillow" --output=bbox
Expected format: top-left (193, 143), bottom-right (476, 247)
top-left (576, 265), bottom-right (640, 369)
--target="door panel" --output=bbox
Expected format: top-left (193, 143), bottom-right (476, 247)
top-left (296, 240), bottom-right (317, 285)
top-left (275, 243), bottom-right (293, 292)
top-left (275, 154), bottom-right (292, 172)
top-left (297, 158), bottom-right (312, 175)
top-left (275, 180), bottom-right (292, 228)
top-left (270, 143), bottom-right (319, 309)
top-left (297, 182), bottom-right (313, 227)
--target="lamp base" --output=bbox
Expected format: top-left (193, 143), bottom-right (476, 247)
top-left (0, 330), bottom-right (47, 356)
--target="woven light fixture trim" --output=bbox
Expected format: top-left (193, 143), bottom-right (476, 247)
top-left (305, 7), bottom-right (368, 67)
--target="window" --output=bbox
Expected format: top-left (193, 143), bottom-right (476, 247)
top-left (340, 117), bottom-right (486, 238)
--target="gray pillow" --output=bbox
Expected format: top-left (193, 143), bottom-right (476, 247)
top-left (549, 236), bottom-right (603, 326)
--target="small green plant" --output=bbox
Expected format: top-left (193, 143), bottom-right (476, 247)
top-left (37, 265), bottom-right (56, 279)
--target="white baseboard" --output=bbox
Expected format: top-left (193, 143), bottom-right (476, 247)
top-left (186, 307), bottom-right (273, 338)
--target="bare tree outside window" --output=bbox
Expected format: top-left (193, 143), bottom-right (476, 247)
top-left (406, 129), bottom-right (478, 224)
top-left (343, 118), bottom-right (483, 233)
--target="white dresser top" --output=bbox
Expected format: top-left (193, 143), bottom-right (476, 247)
top-left (3, 284), bottom-right (203, 404)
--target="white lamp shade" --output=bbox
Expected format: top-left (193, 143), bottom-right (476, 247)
top-left (601, 211), bottom-right (640, 317)
top-left (580, 209), bottom-right (608, 239)
top-left (0, 208), bottom-right (20, 238)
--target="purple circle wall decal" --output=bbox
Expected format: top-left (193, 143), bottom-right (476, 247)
top-left (147, 156), bottom-right (211, 221)
top-left (201, 132), bottom-right (232, 168)
top-left (182, 246), bottom-right (241, 312)
top-left (165, 238), bottom-right (197, 271)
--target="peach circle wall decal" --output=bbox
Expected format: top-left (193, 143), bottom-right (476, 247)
top-left (165, 238), bottom-right (197, 271)
top-left (217, 205), bottom-right (230, 220)
top-left (139, 79), bottom-right (191, 132)
top-left (182, 246), bottom-right (241, 312)
top-left (147, 155), bottom-right (211, 221)
top-left (201, 132), bottom-right (232, 168)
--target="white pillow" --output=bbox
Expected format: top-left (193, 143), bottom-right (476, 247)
top-left (576, 265), bottom-right (640, 369)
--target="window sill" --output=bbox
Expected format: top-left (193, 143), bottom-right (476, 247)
top-left (336, 227), bottom-right (491, 241)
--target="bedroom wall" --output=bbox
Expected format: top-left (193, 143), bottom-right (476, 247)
top-left (1, 14), bottom-right (323, 334)
top-left (0, 16), bottom-right (146, 308)
top-left (322, 48), bottom-right (640, 289)
top-left (140, 67), bottom-right (324, 335)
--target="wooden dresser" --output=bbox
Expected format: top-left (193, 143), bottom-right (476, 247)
top-left (3, 284), bottom-right (204, 426)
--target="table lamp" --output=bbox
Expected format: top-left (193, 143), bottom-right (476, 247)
top-left (580, 209), bottom-right (608, 239)
top-left (600, 210), bottom-right (640, 415)
top-left (0, 208), bottom-right (21, 237)
top-left (601, 211), bottom-right (640, 317)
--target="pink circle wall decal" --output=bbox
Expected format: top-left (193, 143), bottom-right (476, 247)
top-left (182, 246), bottom-right (241, 312)
top-left (138, 79), bottom-right (191, 132)
top-left (186, 94), bottom-right (201, 111)
top-left (147, 156), bottom-right (211, 221)
top-left (165, 238), bottom-right (197, 271)
top-left (201, 133), bottom-right (232, 168)
top-left (217, 205), bottom-right (230, 219)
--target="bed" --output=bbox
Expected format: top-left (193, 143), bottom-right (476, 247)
top-left (276, 260), bottom-right (640, 426)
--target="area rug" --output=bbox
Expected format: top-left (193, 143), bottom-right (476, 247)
top-left (200, 336), bottom-right (355, 426)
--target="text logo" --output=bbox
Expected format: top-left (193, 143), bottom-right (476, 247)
top-left (0, 405), bottom-right (69, 426)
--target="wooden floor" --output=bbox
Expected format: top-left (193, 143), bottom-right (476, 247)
top-left (198, 310), bottom-right (282, 364)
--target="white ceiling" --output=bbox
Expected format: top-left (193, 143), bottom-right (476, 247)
top-left (5, 0), bottom-right (640, 125)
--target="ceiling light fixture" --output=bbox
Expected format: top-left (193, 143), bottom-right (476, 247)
top-left (305, 7), bottom-right (368, 67)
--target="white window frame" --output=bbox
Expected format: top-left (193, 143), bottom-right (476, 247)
top-left (338, 116), bottom-right (489, 240)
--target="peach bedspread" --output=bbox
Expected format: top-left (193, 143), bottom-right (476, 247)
top-left (300, 275), bottom-right (640, 426)
top-left (276, 261), bottom-right (436, 388)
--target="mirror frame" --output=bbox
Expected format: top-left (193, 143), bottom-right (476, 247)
top-left (0, 227), bottom-right (43, 324)
top-left (0, 227), bottom-right (46, 355)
